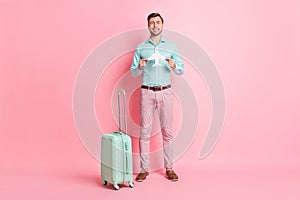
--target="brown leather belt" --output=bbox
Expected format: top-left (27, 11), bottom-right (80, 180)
top-left (141, 84), bottom-right (171, 91)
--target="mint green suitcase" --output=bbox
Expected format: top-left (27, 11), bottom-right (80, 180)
top-left (101, 89), bottom-right (134, 190)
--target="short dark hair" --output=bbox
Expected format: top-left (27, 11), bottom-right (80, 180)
top-left (147, 13), bottom-right (164, 24)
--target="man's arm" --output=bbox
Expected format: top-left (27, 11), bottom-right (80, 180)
top-left (130, 48), bottom-right (143, 77)
top-left (167, 44), bottom-right (184, 75)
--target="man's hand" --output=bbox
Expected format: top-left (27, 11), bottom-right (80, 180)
top-left (138, 58), bottom-right (148, 69)
top-left (165, 58), bottom-right (176, 69)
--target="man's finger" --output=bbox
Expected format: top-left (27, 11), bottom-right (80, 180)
top-left (165, 58), bottom-right (171, 62)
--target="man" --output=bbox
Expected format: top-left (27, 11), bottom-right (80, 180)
top-left (130, 13), bottom-right (184, 182)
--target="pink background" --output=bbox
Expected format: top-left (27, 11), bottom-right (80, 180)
top-left (1, 0), bottom-right (300, 199)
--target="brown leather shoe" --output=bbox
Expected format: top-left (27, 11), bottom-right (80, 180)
top-left (135, 171), bottom-right (149, 182)
top-left (166, 170), bottom-right (179, 181)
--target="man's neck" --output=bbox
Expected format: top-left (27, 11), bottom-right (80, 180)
top-left (150, 34), bottom-right (162, 45)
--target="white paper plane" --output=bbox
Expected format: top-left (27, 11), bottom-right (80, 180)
top-left (147, 49), bottom-right (166, 67)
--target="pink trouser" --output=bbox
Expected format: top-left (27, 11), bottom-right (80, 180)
top-left (139, 87), bottom-right (174, 171)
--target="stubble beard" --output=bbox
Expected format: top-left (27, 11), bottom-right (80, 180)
top-left (150, 27), bottom-right (163, 37)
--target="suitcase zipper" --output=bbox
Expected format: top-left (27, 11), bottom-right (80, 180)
top-left (121, 136), bottom-right (126, 182)
top-left (125, 142), bottom-right (129, 175)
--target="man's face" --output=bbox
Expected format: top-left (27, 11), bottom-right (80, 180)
top-left (148, 16), bottom-right (163, 36)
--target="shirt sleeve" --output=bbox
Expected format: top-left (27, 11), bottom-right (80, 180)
top-left (130, 48), bottom-right (143, 77)
top-left (171, 44), bottom-right (184, 75)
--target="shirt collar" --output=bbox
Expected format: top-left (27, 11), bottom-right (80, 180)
top-left (147, 36), bottom-right (166, 45)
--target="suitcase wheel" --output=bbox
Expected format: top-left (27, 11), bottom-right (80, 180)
top-left (113, 184), bottom-right (120, 190)
top-left (129, 182), bottom-right (134, 188)
top-left (103, 180), bottom-right (107, 185)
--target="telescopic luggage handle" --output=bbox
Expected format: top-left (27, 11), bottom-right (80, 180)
top-left (118, 89), bottom-right (127, 134)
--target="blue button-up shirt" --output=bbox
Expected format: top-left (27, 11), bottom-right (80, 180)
top-left (130, 37), bottom-right (184, 86)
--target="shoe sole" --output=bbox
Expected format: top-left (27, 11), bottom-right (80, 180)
top-left (166, 176), bottom-right (179, 182)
